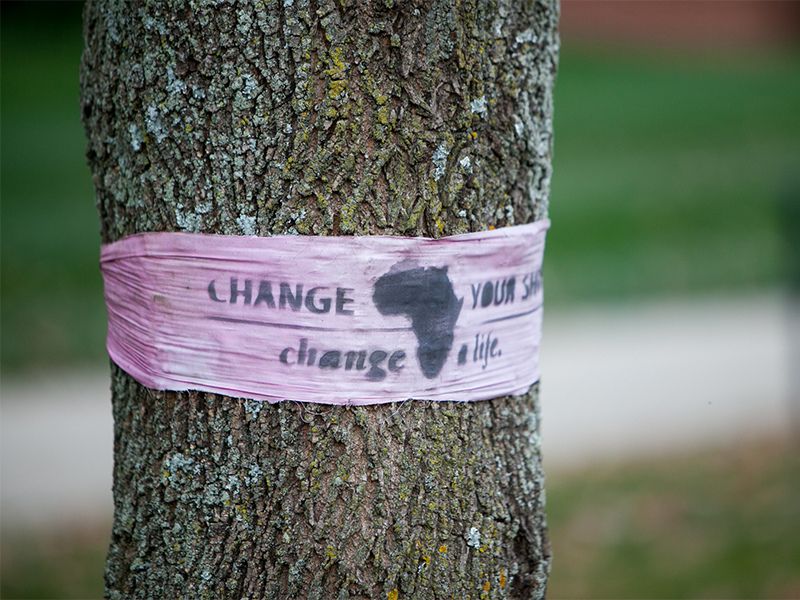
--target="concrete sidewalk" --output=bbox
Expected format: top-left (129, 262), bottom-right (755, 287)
top-left (540, 293), bottom-right (794, 467)
top-left (1, 293), bottom-right (794, 529)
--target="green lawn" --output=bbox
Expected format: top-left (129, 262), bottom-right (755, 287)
top-left (547, 47), bottom-right (800, 303)
top-left (2, 3), bottom-right (799, 370)
top-left (1, 3), bottom-right (104, 372)
top-left (547, 439), bottom-right (800, 599)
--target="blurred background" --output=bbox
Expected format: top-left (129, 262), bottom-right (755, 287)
top-left (1, 1), bottom-right (799, 597)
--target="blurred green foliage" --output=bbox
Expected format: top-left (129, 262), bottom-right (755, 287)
top-left (2, 3), bottom-right (799, 371)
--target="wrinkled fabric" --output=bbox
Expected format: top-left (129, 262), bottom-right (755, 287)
top-left (100, 221), bottom-right (549, 405)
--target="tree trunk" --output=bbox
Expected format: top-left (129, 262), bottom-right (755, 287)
top-left (81, 1), bottom-right (559, 598)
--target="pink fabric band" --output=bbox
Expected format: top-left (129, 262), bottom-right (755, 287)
top-left (100, 221), bottom-right (549, 405)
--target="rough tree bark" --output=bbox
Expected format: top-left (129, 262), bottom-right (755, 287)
top-left (81, 1), bottom-right (558, 598)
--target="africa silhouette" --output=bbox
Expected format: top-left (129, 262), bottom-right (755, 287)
top-left (372, 264), bottom-right (463, 378)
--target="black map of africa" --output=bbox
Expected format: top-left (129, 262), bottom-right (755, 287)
top-left (373, 264), bottom-right (463, 378)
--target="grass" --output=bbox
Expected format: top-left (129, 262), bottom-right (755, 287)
top-left (2, 438), bottom-right (797, 598)
top-left (546, 438), bottom-right (800, 599)
top-left (2, 3), bottom-right (800, 372)
top-left (1, 3), bottom-right (105, 372)
top-left (1, 525), bottom-right (109, 599)
top-left (546, 47), bottom-right (800, 303)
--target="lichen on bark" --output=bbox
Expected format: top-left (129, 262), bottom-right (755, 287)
top-left (81, 0), bottom-right (558, 597)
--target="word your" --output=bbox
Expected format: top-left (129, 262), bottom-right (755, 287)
top-left (469, 271), bottom-right (542, 309)
top-left (470, 277), bottom-right (515, 309)
top-left (208, 278), bottom-right (354, 315)
top-left (279, 338), bottom-right (406, 381)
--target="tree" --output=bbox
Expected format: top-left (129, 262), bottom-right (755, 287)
top-left (81, 1), bottom-right (559, 597)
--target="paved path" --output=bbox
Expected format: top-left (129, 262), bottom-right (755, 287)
top-left (539, 293), bottom-right (794, 468)
top-left (2, 293), bottom-right (794, 529)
